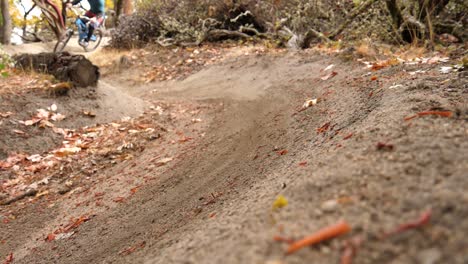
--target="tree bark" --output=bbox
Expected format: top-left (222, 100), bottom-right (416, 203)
top-left (115, 0), bottom-right (123, 24)
top-left (0, 0), bottom-right (12, 44)
top-left (123, 0), bottom-right (133, 15)
top-left (13, 52), bottom-right (100, 88)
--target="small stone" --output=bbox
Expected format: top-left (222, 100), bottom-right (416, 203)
top-left (57, 185), bottom-right (72, 195)
top-left (417, 248), bottom-right (442, 264)
top-left (321, 199), bottom-right (338, 212)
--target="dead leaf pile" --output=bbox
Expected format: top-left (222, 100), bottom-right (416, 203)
top-left (0, 106), bottom-right (169, 204)
top-left (18, 105), bottom-right (66, 129)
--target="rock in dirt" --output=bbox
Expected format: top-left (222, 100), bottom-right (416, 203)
top-left (417, 248), bottom-right (442, 264)
top-left (321, 199), bottom-right (339, 212)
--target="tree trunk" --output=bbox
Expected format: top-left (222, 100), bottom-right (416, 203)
top-left (115, 0), bottom-right (123, 24)
top-left (123, 0), bottom-right (133, 15)
top-left (13, 52), bottom-right (100, 88)
top-left (0, 0), bottom-right (12, 44)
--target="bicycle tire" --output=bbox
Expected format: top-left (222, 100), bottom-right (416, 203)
top-left (84, 28), bottom-right (103, 52)
top-left (54, 29), bottom-right (73, 53)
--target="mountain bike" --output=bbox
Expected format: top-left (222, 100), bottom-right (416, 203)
top-left (54, 3), bottom-right (105, 53)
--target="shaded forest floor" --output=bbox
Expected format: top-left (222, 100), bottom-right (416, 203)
top-left (1, 42), bottom-right (467, 263)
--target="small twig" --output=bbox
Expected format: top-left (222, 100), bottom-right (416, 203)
top-left (0, 188), bottom-right (38, 206)
top-left (382, 209), bottom-right (432, 239)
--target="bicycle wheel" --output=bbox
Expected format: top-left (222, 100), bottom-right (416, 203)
top-left (84, 28), bottom-right (103, 52)
top-left (54, 29), bottom-right (73, 53)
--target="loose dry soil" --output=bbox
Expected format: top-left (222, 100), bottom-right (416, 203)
top-left (0, 44), bottom-right (467, 264)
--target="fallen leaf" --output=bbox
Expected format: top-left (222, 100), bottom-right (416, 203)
top-left (179, 136), bottom-right (193, 143)
top-left (286, 220), bottom-right (351, 255)
top-left (277, 149), bottom-right (288, 155)
top-left (54, 147), bottom-right (81, 157)
top-left (27, 154), bottom-right (43, 163)
top-left (376, 142), bottom-right (394, 151)
top-left (321, 71), bottom-right (338, 81)
top-left (155, 157), bottom-right (173, 167)
top-left (45, 233), bottom-right (56, 242)
top-left (343, 133), bottom-right (353, 140)
top-left (130, 186), bottom-right (141, 195)
top-left (272, 195), bottom-right (288, 211)
top-left (404, 111), bottom-right (452, 121)
top-left (322, 64), bottom-right (335, 71)
top-left (82, 111), bottom-right (96, 117)
top-left (298, 161), bottom-right (307, 166)
top-left (317, 122), bottom-right (331, 134)
top-left (119, 241), bottom-right (146, 256)
top-left (4, 252), bottom-right (13, 264)
top-left (23, 119), bottom-right (41, 126)
top-left (370, 76), bottom-right (378, 81)
top-left (302, 98), bottom-right (319, 109)
top-left (39, 120), bottom-right (55, 128)
top-left (51, 113), bottom-right (66, 121)
top-left (63, 215), bottom-right (91, 233)
top-left (113, 197), bottom-right (126, 203)
top-left (13, 129), bottom-right (26, 135)
top-left (36, 109), bottom-right (50, 119)
top-left (439, 66), bottom-right (452, 74)
top-left (388, 84), bottom-right (404, 89)
top-left (0, 112), bottom-right (13, 118)
top-left (382, 209), bottom-right (431, 238)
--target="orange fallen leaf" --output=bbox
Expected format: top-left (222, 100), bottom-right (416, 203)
top-left (298, 161), bottom-right (308, 166)
top-left (286, 220), bottom-right (351, 255)
top-left (370, 76), bottom-right (378, 81)
top-left (317, 122), bottom-right (331, 134)
top-left (113, 197), bottom-right (126, 203)
top-left (179, 136), bottom-right (193, 143)
top-left (130, 186), bottom-right (142, 195)
top-left (63, 215), bottom-right (91, 233)
top-left (343, 133), bottom-right (353, 140)
top-left (119, 241), bottom-right (146, 256)
top-left (4, 252), bottom-right (13, 264)
top-left (45, 233), bottom-right (56, 242)
top-left (404, 111), bottom-right (452, 121)
top-left (277, 149), bottom-right (288, 155)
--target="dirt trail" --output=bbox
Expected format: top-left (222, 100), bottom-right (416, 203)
top-left (4, 36), bottom-right (110, 55)
top-left (1, 49), bottom-right (467, 264)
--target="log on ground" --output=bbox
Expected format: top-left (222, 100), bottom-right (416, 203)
top-left (13, 52), bottom-right (100, 87)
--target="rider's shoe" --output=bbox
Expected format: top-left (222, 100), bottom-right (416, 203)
top-left (79, 39), bottom-right (89, 47)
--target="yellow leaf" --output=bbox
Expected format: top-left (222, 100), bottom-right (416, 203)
top-left (272, 195), bottom-right (288, 211)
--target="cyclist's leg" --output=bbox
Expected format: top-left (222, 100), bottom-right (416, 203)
top-left (75, 17), bottom-right (89, 41)
top-left (87, 14), bottom-right (103, 41)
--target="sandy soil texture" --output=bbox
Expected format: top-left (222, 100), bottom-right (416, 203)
top-left (0, 47), bottom-right (467, 264)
